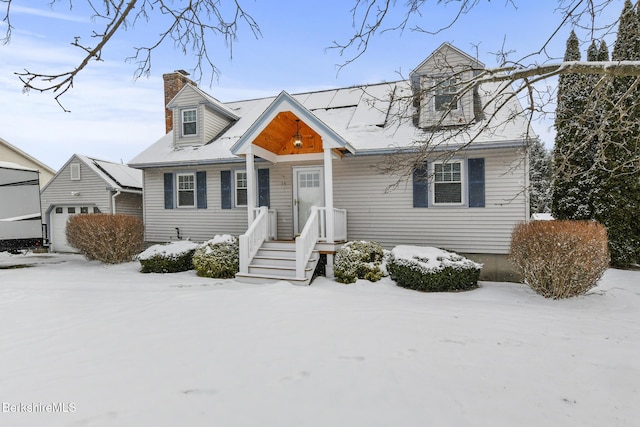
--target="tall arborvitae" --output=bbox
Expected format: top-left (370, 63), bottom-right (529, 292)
top-left (552, 30), bottom-right (589, 220)
top-left (572, 40), bottom-right (606, 219)
top-left (595, 0), bottom-right (640, 266)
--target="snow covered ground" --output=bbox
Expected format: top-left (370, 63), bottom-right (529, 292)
top-left (0, 252), bottom-right (638, 427)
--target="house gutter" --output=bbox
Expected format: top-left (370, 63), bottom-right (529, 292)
top-left (351, 139), bottom-right (531, 157)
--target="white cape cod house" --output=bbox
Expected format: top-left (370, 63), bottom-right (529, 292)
top-left (130, 43), bottom-right (533, 283)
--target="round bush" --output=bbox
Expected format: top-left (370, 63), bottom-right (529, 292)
top-left (192, 235), bottom-right (239, 278)
top-left (509, 220), bottom-right (610, 299)
top-left (387, 245), bottom-right (482, 292)
top-left (66, 213), bottom-right (144, 263)
top-left (334, 241), bottom-right (386, 284)
top-left (138, 241), bottom-right (198, 273)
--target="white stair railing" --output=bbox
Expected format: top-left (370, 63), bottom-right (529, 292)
top-left (252, 207), bottom-right (278, 240)
top-left (295, 206), bottom-right (320, 279)
top-left (332, 208), bottom-right (347, 241)
top-left (315, 207), bottom-right (347, 242)
top-left (239, 206), bottom-right (269, 274)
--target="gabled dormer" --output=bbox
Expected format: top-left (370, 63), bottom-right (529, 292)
top-left (163, 70), bottom-right (239, 148)
top-left (410, 43), bottom-right (484, 129)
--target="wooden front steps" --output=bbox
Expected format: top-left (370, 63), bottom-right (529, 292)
top-left (235, 241), bottom-right (320, 285)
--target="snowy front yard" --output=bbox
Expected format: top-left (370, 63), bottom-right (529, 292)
top-left (1, 252), bottom-right (638, 427)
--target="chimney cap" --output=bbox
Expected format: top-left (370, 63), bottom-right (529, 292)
top-left (175, 69), bottom-right (190, 76)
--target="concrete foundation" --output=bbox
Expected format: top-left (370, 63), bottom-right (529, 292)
top-left (462, 253), bottom-right (522, 283)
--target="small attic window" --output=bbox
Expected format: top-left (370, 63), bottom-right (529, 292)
top-left (182, 108), bottom-right (197, 136)
top-left (70, 163), bottom-right (81, 180)
top-left (434, 77), bottom-right (460, 112)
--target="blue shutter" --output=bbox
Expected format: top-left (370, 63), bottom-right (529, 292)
top-left (163, 173), bottom-right (174, 209)
top-left (196, 171), bottom-right (207, 209)
top-left (258, 169), bottom-right (270, 208)
top-left (413, 162), bottom-right (429, 208)
top-left (220, 170), bottom-right (232, 209)
top-left (468, 158), bottom-right (485, 208)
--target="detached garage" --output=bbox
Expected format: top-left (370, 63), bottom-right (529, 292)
top-left (41, 154), bottom-right (143, 252)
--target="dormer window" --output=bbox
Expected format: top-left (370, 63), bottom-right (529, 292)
top-left (182, 108), bottom-right (197, 136)
top-left (434, 77), bottom-right (459, 112)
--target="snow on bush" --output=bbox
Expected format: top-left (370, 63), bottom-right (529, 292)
top-left (138, 240), bottom-right (199, 273)
top-left (387, 245), bottom-right (482, 292)
top-left (509, 220), bottom-right (609, 299)
top-left (334, 241), bottom-right (386, 284)
top-left (66, 214), bottom-right (144, 264)
top-left (192, 235), bottom-right (239, 279)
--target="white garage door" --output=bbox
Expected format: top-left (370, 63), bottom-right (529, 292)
top-left (50, 206), bottom-right (95, 252)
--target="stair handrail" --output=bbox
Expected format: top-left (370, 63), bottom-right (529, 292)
top-left (333, 208), bottom-right (347, 241)
top-left (239, 206), bottom-right (269, 274)
top-left (295, 206), bottom-right (320, 279)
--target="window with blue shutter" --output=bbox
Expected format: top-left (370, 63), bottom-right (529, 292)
top-left (163, 173), bottom-right (174, 209)
top-left (196, 171), bottom-right (207, 209)
top-left (220, 170), bottom-right (232, 209)
top-left (413, 162), bottom-right (429, 208)
top-left (468, 158), bottom-right (485, 208)
top-left (258, 169), bottom-right (270, 208)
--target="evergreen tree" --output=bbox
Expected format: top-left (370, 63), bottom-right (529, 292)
top-left (594, 0), bottom-right (640, 266)
top-left (529, 139), bottom-right (553, 214)
top-left (552, 30), bottom-right (589, 220)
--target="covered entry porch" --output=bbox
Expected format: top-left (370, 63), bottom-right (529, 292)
top-left (230, 92), bottom-right (354, 284)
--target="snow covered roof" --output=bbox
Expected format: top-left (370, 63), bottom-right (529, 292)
top-left (76, 155), bottom-right (143, 190)
top-left (168, 84), bottom-right (240, 121)
top-left (130, 74), bottom-right (535, 168)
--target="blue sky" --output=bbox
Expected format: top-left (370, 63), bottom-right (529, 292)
top-left (0, 0), bottom-right (626, 170)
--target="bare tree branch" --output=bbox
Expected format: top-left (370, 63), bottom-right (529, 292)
top-left (1, 0), bottom-right (261, 110)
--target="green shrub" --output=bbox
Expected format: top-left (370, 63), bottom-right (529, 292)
top-left (387, 246), bottom-right (482, 292)
top-left (192, 235), bottom-right (239, 278)
top-left (66, 214), bottom-right (144, 264)
top-left (334, 241), bottom-right (386, 284)
top-left (138, 241), bottom-right (198, 273)
top-left (509, 220), bottom-right (610, 299)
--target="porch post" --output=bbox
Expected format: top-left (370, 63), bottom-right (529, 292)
top-left (246, 152), bottom-right (256, 226)
top-left (324, 147), bottom-right (334, 243)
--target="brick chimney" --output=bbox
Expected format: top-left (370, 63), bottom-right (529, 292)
top-left (163, 70), bottom-right (196, 133)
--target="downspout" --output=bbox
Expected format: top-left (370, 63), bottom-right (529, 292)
top-left (106, 186), bottom-right (121, 214)
top-left (112, 189), bottom-right (121, 214)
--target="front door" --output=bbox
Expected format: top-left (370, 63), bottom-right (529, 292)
top-left (293, 167), bottom-right (324, 234)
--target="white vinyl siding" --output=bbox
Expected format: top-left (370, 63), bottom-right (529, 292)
top-left (141, 165), bottom-right (247, 243)
top-left (414, 45), bottom-right (476, 128)
top-left (41, 159), bottom-right (113, 217)
top-left (41, 156), bottom-right (143, 243)
top-left (332, 150), bottom-right (527, 255)
top-left (139, 149), bottom-right (526, 254)
top-left (170, 86), bottom-right (236, 147)
top-left (113, 192), bottom-right (143, 218)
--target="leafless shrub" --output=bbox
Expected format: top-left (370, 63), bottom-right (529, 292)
top-left (66, 214), bottom-right (144, 264)
top-left (509, 220), bottom-right (610, 299)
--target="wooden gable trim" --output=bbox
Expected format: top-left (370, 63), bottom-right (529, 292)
top-left (230, 91), bottom-right (353, 156)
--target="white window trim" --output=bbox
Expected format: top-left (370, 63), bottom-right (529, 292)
top-left (430, 159), bottom-right (466, 207)
top-left (181, 108), bottom-right (198, 137)
top-left (176, 172), bottom-right (196, 208)
top-left (433, 75), bottom-right (461, 113)
top-left (70, 163), bottom-right (81, 181)
top-left (234, 169), bottom-right (248, 208)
